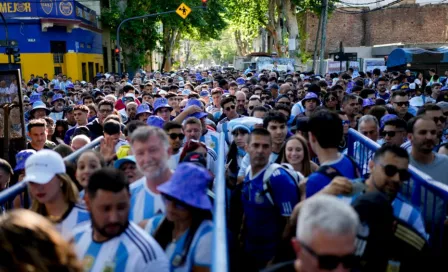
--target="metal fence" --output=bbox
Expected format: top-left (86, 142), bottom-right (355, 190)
top-left (212, 133), bottom-right (229, 272)
top-left (0, 136), bottom-right (103, 210)
top-left (347, 128), bottom-right (448, 249)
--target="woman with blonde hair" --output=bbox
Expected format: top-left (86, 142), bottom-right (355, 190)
top-left (275, 135), bottom-right (318, 177)
top-left (23, 150), bottom-right (90, 239)
top-left (0, 209), bottom-right (83, 272)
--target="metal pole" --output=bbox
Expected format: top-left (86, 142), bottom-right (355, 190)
top-left (116, 7), bottom-right (204, 75)
top-left (319, 0), bottom-right (328, 75)
top-left (0, 12), bottom-right (11, 69)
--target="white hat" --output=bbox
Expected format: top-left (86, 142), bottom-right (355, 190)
top-left (23, 150), bottom-right (66, 184)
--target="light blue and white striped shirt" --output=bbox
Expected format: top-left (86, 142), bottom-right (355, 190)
top-left (129, 177), bottom-right (165, 224)
top-left (145, 215), bottom-right (214, 272)
top-left (73, 221), bottom-right (169, 272)
top-left (200, 130), bottom-right (221, 155)
top-left (56, 204), bottom-right (90, 240)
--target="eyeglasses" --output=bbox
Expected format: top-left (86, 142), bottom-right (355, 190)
top-left (225, 105), bottom-right (236, 111)
top-left (342, 120), bottom-right (350, 126)
top-left (168, 133), bottom-right (185, 140)
top-left (433, 116), bottom-right (447, 124)
top-left (300, 241), bottom-right (357, 270)
top-left (381, 130), bottom-right (402, 137)
top-left (162, 194), bottom-right (187, 210)
top-left (99, 109), bottom-right (113, 114)
top-left (394, 101), bottom-right (409, 107)
top-left (379, 164), bottom-right (410, 181)
top-left (361, 130), bottom-right (377, 136)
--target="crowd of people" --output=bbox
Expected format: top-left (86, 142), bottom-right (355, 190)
top-left (0, 66), bottom-right (448, 272)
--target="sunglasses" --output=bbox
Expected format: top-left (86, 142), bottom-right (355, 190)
top-left (394, 101), bottom-right (409, 107)
top-left (248, 106), bottom-right (255, 110)
top-left (225, 105), bottom-right (236, 111)
top-left (168, 133), bottom-right (185, 140)
top-left (342, 120), bottom-right (350, 126)
top-left (380, 164), bottom-right (410, 181)
top-left (261, 96), bottom-right (270, 101)
top-left (300, 241), bottom-right (357, 270)
top-left (433, 116), bottom-right (447, 124)
top-left (326, 96), bottom-right (337, 102)
top-left (162, 194), bottom-right (188, 210)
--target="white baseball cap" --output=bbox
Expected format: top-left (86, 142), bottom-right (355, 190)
top-left (23, 150), bottom-right (66, 184)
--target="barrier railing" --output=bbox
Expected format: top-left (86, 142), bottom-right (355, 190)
top-left (212, 132), bottom-right (229, 272)
top-left (347, 129), bottom-right (448, 249)
top-left (0, 136), bottom-right (104, 208)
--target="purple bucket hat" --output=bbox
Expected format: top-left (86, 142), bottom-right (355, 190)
top-left (147, 115), bottom-right (165, 128)
top-left (301, 92), bottom-right (319, 106)
top-left (14, 149), bottom-right (36, 171)
top-left (380, 114), bottom-right (398, 130)
top-left (186, 99), bottom-right (208, 119)
top-left (236, 77), bottom-right (245, 85)
top-left (157, 162), bottom-right (213, 210)
top-left (51, 93), bottom-right (64, 104)
top-left (362, 98), bottom-right (375, 109)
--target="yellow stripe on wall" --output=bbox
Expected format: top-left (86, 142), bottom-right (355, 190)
top-left (0, 53), bottom-right (103, 82)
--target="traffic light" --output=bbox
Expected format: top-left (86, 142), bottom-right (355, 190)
top-left (12, 47), bottom-right (20, 63)
top-left (202, 0), bottom-right (207, 8)
top-left (115, 47), bottom-right (120, 62)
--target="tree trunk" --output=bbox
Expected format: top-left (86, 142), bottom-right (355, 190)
top-left (161, 25), bottom-right (179, 72)
top-left (284, 0), bottom-right (300, 64)
top-left (235, 30), bottom-right (243, 56)
top-left (266, 0), bottom-right (282, 57)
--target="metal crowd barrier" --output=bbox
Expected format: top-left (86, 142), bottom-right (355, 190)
top-left (212, 132), bottom-right (229, 272)
top-left (347, 129), bottom-right (448, 249)
top-left (0, 136), bottom-right (104, 208)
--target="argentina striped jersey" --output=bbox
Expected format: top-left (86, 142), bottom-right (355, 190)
top-left (55, 203), bottom-right (90, 240)
top-left (129, 177), bottom-right (165, 223)
top-left (73, 222), bottom-right (169, 272)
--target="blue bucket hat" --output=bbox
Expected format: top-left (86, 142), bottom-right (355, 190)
top-left (14, 149), bottom-right (36, 171)
top-left (157, 162), bottom-right (213, 210)
top-left (51, 93), bottom-right (64, 104)
top-left (136, 104), bottom-right (152, 117)
top-left (236, 77), bottom-right (246, 85)
top-left (181, 89), bottom-right (191, 96)
top-left (30, 101), bottom-right (50, 116)
top-left (362, 98), bottom-right (375, 109)
top-left (53, 85), bottom-right (61, 90)
top-left (114, 155), bottom-right (136, 169)
top-left (301, 92), bottom-right (319, 106)
top-left (147, 115), bottom-right (165, 128)
top-left (66, 83), bottom-right (75, 89)
top-left (228, 116), bottom-right (263, 133)
top-left (380, 114), bottom-right (398, 130)
top-left (200, 90), bottom-right (209, 97)
top-left (30, 94), bottom-right (42, 104)
top-left (186, 99), bottom-right (208, 119)
top-left (153, 97), bottom-right (173, 113)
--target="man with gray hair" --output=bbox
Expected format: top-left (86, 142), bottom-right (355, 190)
top-left (70, 134), bottom-right (90, 151)
top-left (129, 126), bottom-right (172, 224)
top-left (292, 195), bottom-right (359, 272)
top-left (354, 115), bottom-right (379, 174)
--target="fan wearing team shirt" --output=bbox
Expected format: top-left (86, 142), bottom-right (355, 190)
top-left (239, 128), bottom-right (300, 270)
top-left (237, 111), bottom-right (288, 183)
top-left (336, 145), bottom-right (428, 271)
top-left (306, 110), bottom-right (360, 198)
top-left (24, 150), bottom-right (90, 240)
top-left (129, 126), bottom-right (172, 223)
top-left (74, 168), bottom-right (169, 272)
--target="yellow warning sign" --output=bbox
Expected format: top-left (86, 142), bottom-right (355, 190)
top-left (176, 3), bottom-right (191, 19)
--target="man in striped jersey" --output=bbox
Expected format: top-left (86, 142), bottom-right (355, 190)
top-left (74, 168), bottom-right (169, 272)
top-left (338, 144), bottom-right (427, 240)
top-left (129, 126), bottom-right (172, 223)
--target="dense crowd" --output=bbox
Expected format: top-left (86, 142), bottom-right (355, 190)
top-left (0, 67), bottom-right (448, 272)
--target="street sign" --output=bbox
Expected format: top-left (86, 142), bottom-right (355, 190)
top-left (330, 52), bottom-right (358, 62)
top-left (0, 40), bottom-right (18, 47)
top-left (176, 3), bottom-right (191, 19)
top-left (345, 52), bottom-right (358, 61)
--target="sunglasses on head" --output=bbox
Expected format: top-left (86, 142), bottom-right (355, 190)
top-left (394, 101), bottom-right (409, 107)
top-left (433, 116), bottom-right (447, 124)
top-left (225, 105), bottom-right (236, 111)
top-left (300, 241), bottom-right (357, 270)
top-left (168, 133), bottom-right (185, 140)
top-left (380, 164), bottom-right (410, 181)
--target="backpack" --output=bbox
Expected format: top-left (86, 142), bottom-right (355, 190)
top-left (261, 163), bottom-right (304, 206)
top-left (316, 154), bottom-right (361, 181)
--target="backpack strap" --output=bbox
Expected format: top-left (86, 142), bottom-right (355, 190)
top-left (344, 154), bottom-right (361, 178)
top-left (262, 163), bottom-right (283, 206)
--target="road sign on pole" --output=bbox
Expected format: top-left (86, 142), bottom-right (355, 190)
top-left (176, 3), bottom-right (192, 19)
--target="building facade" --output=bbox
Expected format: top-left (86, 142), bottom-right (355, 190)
top-left (0, 0), bottom-right (103, 82)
